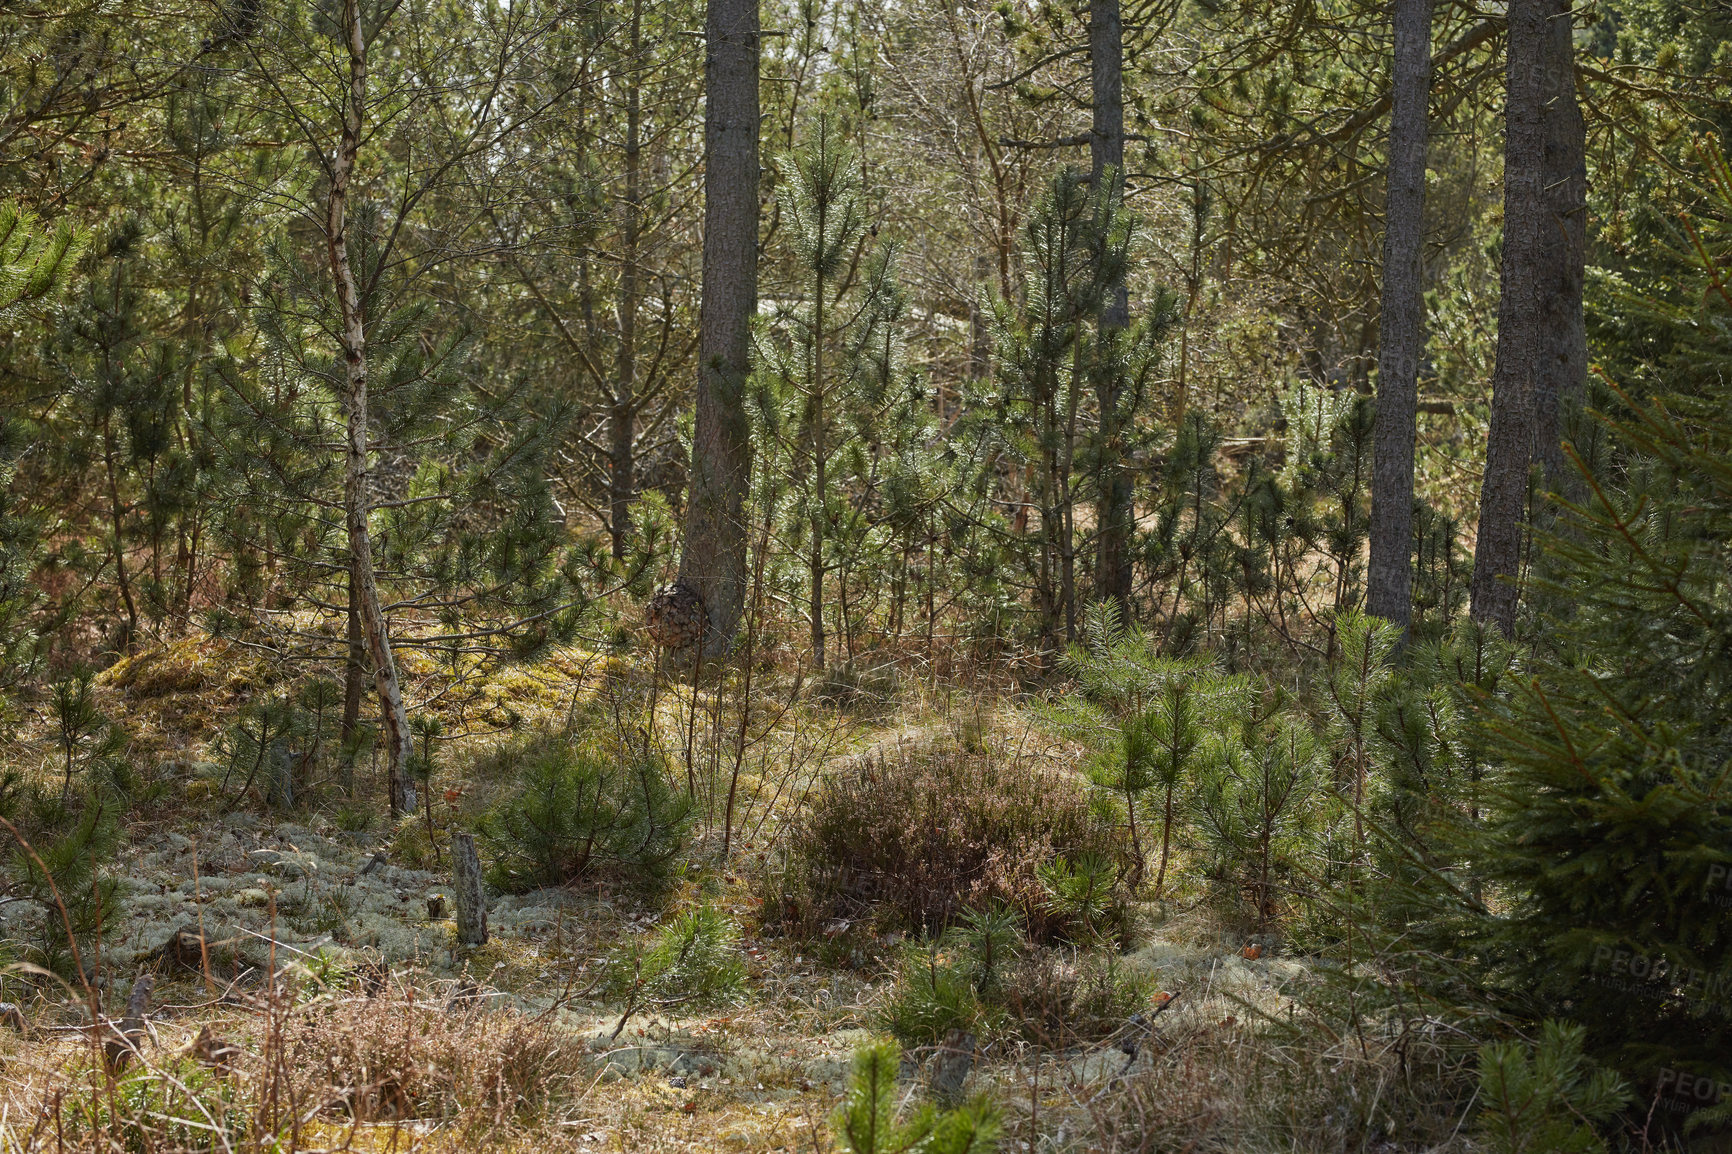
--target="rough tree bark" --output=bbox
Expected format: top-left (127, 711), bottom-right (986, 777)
top-left (1531, 0), bottom-right (1586, 488)
top-left (453, 831), bottom-right (488, 946)
top-left (1366, 0), bottom-right (1432, 633)
top-left (610, 0), bottom-right (646, 560)
top-left (676, 0), bottom-right (759, 655)
top-left (807, 181), bottom-right (828, 673)
top-left (328, 0), bottom-right (416, 815)
top-left (1089, 0), bottom-right (1134, 611)
top-left (341, 554), bottom-right (364, 745)
top-left (1469, 0), bottom-right (1547, 635)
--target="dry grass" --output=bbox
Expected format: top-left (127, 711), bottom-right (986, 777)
top-left (1029, 1022), bottom-right (1476, 1154)
top-left (0, 977), bottom-right (593, 1152)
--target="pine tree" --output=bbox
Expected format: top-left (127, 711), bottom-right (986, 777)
top-left (0, 201), bottom-right (83, 686)
top-left (1060, 601), bottom-right (1219, 893)
top-left (0, 203), bottom-right (85, 318)
top-left (678, 0), bottom-right (760, 655)
top-left (205, 0), bottom-right (596, 819)
top-left (984, 168), bottom-right (1124, 651)
top-left (1366, 0), bottom-right (1432, 635)
top-left (769, 117), bottom-right (869, 672)
top-left (1141, 411), bottom-right (1232, 652)
top-left (1194, 703), bottom-right (1324, 931)
top-left (51, 222), bottom-right (193, 652)
top-left (830, 1038), bottom-right (999, 1154)
top-left (756, 118), bottom-right (932, 668)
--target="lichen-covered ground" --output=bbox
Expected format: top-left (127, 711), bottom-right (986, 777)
top-left (0, 637), bottom-right (1433, 1152)
top-left (0, 812), bottom-right (1329, 1151)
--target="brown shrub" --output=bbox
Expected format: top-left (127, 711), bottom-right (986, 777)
top-left (769, 737), bottom-right (1127, 939)
top-left (4, 982), bottom-right (592, 1152)
top-left (273, 981), bottom-right (589, 1128)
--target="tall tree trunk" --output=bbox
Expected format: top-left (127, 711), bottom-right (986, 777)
top-left (341, 553), bottom-right (364, 743)
top-left (809, 262), bottom-right (827, 672)
top-left (970, 251), bottom-right (991, 387)
top-left (1532, 0), bottom-right (1586, 488)
top-left (1087, 0), bottom-right (1125, 322)
top-left (1366, 0), bottom-right (1432, 633)
top-left (1089, 0), bottom-right (1133, 610)
top-left (678, 0), bottom-right (759, 654)
top-left (328, 0), bottom-right (416, 816)
top-left (1469, 0), bottom-right (1547, 635)
top-left (610, 0), bottom-right (645, 560)
top-left (1175, 174), bottom-right (1207, 421)
top-left (101, 414), bottom-right (139, 652)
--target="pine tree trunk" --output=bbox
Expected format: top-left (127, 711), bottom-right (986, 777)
top-left (328, 0), bottom-right (416, 816)
top-left (809, 193), bottom-right (828, 672)
top-left (1532, 0), bottom-right (1586, 489)
top-left (610, 0), bottom-right (644, 561)
top-left (1366, 0), bottom-right (1432, 633)
top-left (1470, 0), bottom-right (1546, 635)
top-left (1089, 0), bottom-right (1133, 610)
top-left (101, 415), bottom-right (139, 652)
top-left (609, 399), bottom-right (634, 560)
top-left (1088, 0), bottom-right (1125, 325)
top-left (678, 0), bottom-right (759, 655)
top-left (970, 251), bottom-right (991, 385)
top-left (342, 554), bottom-right (364, 745)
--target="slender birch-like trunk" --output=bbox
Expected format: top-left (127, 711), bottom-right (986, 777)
top-left (327, 0), bottom-right (416, 815)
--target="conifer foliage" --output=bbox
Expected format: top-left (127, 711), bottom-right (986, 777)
top-left (1447, 141), bottom-right (1732, 1096)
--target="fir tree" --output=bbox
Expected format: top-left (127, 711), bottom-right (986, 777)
top-left (1457, 142), bottom-right (1732, 1096)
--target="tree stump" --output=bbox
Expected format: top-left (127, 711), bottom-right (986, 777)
top-left (645, 581), bottom-right (707, 651)
top-left (104, 974), bottom-right (154, 1072)
top-left (452, 832), bottom-right (488, 946)
top-left (266, 738), bottom-right (295, 809)
top-left (929, 1028), bottom-right (975, 1102)
top-left (165, 925), bottom-right (207, 970)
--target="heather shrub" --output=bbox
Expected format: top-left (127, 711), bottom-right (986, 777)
top-left (1069, 1022), bottom-right (1473, 1154)
top-left (771, 737), bottom-right (1127, 939)
top-left (997, 949), bottom-right (1151, 1048)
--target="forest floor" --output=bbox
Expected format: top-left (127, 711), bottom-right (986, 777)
top-left (0, 635), bottom-right (1455, 1153)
